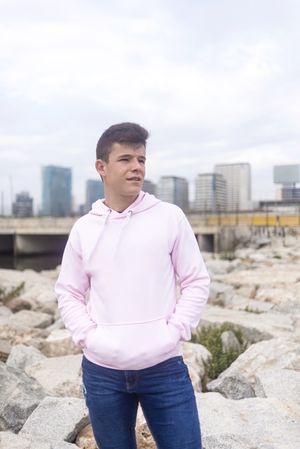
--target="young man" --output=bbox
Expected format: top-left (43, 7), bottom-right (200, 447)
top-left (55, 122), bottom-right (210, 449)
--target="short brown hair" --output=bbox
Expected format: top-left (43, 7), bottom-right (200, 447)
top-left (96, 122), bottom-right (149, 162)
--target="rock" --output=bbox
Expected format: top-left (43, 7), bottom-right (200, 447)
top-left (283, 235), bottom-right (298, 247)
top-left (248, 253), bottom-right (267, 262)
top-left (25, 354), bottom-right (83, 398)
top-left (75, 424), bottom-right (97, 449)
top-left (235, 285), bottom-right (256, 298)
top-left (8, 310), bottom-right (53, 329)
top-left (206, 373), bottom-right (255, 399)
top-left (221, 331), bottom-right (241, 353)
top-left (183, 341), bottom-right (212, 391)
top-left (256, 285), bottom-right (300, 312)
top-left (6, 344), bottom-right (46, 371)
top-left (40, 329), bottom-right (82, 357)
top-left (254, 368), bottom-right (300, 407)
top-left (0, 268), bottom-right (57, 313)
top-left (232, 297), bottom-right (275, 313)
top-left (198, 392), bottom-right (300, 449)
top-left (0, 339), bottom-right (11, 362)
top-left (205, 337), bottom-right (300, 399)
top-left (253, 237), bottom-right (271, 248)
top-left (136, 405), bottom-right (157, 449)
top-left (20, 396), bottom-right (89, 443)
top-left (0, 431), bottom-right (78, 448)
top-left (206, 260), bottom-right (234, 275)
top-left (216, 263), bottom-right (300, 288)
top-left (208, 282), bottom-right (234, 307)
top-left (6, 297), bottom-right (32, 313)
top-left (0, 305), bottom-right (12, 320)
top-left (46, 318), bottom-right (65, 332)
top-left (200, 305), bottom-right (295, 342)
top-left (234, 248), bottom-right (256, 259)
top-left (0, 324), bottom-right (45, 346)
top-left (0, 362), bottom-right (46, 432)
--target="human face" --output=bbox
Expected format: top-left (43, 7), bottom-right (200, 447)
top-left (95, 142), bottom-right (146, 202)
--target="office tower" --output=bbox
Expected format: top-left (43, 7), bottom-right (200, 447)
top-left (214, 163), bottom-right (251, 211)
top-left (156, 176), bottom-right (189, 211)
top-left (274, 164), bottom-right (300, 201)
top-left (194, 173), bottom-right (226, 212)
top-left (281, 187), bottom-right (300, 201)
top-left (12, 191), bottom-right (33, 217)
top-left (142, 179), bottom-right (156, 195)
top-left (42, 165), bottom-right (72, 217)
top-left (85, 179), bottom-right (104, 212)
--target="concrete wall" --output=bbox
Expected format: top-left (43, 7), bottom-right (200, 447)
top-left (14, 235), bottom-right (68, 256)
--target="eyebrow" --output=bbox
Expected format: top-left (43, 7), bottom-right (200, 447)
top-left (118, 154), bottom-right (146, 160)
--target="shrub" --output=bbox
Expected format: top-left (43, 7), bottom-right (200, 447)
top-left (219, 252), bottom-right (235, 261)
top-left (0, 282), bottom-right (25, 304)
top-left (191, 322), bottom-right (247, 389)
top-left (244, 305), bottom-right (263, 314)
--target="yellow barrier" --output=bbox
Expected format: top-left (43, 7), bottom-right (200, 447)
top-left (191, 214), bottom-right (300, 227)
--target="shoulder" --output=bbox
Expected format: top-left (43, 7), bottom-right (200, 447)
top-left (155, 201), bottom-right (186, 220)
top-left (69, 213), bottom-right (95, 237)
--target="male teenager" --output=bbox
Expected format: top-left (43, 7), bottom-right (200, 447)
top-left (55, 122), bottom-right (210, 449)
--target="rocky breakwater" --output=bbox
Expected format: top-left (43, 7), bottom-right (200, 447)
top-left (0, 236), bottom-right (299, 449)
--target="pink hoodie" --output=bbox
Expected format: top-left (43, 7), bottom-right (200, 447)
top-left (55, 191), bottom-right (210, 370)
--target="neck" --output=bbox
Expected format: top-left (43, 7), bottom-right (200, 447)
top-left (103, 192), bottom-right (140, 213)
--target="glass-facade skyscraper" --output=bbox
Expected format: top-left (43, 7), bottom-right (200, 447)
top-left (42, 165), bottom-right (72, 216)
top-left (85, 179), bottom-right (104, 212)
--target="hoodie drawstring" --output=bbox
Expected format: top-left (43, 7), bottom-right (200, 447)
top-left (87, 209), bottom-right (134, 261)
top-left (111, 210), bottom-right (133, 258)
top-left (87, 209), bottom-right (112, 261)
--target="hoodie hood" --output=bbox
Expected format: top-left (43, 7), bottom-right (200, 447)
top-left (89, 191), bottom-right (161, 218)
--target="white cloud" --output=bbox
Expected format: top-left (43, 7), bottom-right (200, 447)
top-left (0, 0), bottom-right (299, 211)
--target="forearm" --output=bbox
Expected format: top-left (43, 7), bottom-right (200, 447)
top-left (54, 230), bottom-right (96, 348)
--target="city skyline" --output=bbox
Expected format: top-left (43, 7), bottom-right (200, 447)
top-left (5, 161), bottom-right (300, 217)
top-left (0, 1), bottom-right (300, 213)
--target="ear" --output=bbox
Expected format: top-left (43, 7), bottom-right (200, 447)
top-left (95, 159), bottom-right (106, 178)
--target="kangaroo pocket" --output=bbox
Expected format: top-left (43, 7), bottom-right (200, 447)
top-left (84, 318), bottom-right (177, 369)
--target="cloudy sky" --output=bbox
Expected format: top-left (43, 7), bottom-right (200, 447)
top-left (0, 0), bottom-right (299, 213)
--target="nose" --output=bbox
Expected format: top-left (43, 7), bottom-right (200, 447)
top-left (131, 158), bottom-right (144, 172)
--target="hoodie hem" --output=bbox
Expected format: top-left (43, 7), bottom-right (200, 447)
top-left (83, 342), bottom-right (182, 370)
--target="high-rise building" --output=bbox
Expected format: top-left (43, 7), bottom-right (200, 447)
top-left (194, 173), bottom-right (226, 212)
top-left (281, 187), bottom-right (300, 201)
top-left (273, 164), bottom-right (300, 202)
top-left (12, 191), bottom-right (33, 217)
top-left (42, 165), bottom-right (72, 217)
top-left (214, 163), bottom-right (251, 211)
top-left (156, 176), bottom-right (189, 211)
top-left (142, 179), bottom-right (156, 195)
top-left (85, 179), bottom-right (104, 212)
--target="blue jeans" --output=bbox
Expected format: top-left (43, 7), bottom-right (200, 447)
top-left (82, 355), bottom-right (202, 449)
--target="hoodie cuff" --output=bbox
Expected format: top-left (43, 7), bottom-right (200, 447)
top-left (81, 324), bottom-right (97, 349)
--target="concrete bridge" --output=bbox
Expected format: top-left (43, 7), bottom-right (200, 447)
top-left (0, 216), bottom-right (220, 255)
top-left (0, 214), bottom-right (298, 256)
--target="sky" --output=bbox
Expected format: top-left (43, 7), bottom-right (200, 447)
top-left (0, 0), bottom-right (299, 213)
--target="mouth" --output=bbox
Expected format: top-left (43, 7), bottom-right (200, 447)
top-left (127, 177), bottom-right (142, 182)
